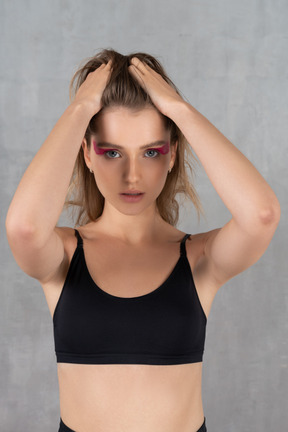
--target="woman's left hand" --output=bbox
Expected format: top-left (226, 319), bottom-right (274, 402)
top-left (128, 57), bottom-right (185, 117)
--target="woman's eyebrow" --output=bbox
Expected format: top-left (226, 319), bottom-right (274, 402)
top-left (95, 140), bottom-right (168, 150)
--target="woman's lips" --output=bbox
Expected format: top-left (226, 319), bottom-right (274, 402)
top-left (121, 190), bottom-right (143, 194)
top-left (119, 192), bottom-right (144, 203)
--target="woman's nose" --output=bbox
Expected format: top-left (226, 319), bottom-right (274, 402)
top-left (123, 157), bottom-right (141, 182)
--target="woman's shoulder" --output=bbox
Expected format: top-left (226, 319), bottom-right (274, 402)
top-left (55, 222), bottom-right (92, 238)
top-left (54, 222), bottom-right (101, 251)
top-left (53, 226), bottom-right (78, 258)
top-left (55, 225), bottom-right (77, 240)
top-left (164, 225), bottom-right (207, 244)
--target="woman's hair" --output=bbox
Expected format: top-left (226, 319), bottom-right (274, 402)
top-left (64, 48), bottom-right (204, 227)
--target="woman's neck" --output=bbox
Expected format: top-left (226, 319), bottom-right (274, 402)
top-left (94, 202), bottom-right (167, 244)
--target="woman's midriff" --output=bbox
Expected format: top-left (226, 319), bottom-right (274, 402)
top-left (57, 362), bottom-right (205, 432)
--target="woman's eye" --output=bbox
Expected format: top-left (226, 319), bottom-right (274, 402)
top-left (145, 149), bottom-right (159, 158)
top-left (105, 150), bottom-right (120, 158)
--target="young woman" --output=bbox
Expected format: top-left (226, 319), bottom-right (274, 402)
top-left (6, 49), bottom-right (280, 432)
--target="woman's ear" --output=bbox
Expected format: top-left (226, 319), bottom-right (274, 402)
top-left (82, 138), bottom-right (92, 169)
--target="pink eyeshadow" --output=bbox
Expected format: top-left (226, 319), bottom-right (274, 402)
top-left (155, 141), bottom-right (170, 155)
top-left (93, 140), bottom-right (170, 155)
top-left (93, 140), bottom-right (107, 155)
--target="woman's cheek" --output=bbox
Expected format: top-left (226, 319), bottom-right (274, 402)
top-left (94, 163), bottom-right (123, 192)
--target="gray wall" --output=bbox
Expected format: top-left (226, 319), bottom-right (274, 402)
top-left (1, 0), bottom-right (287, 431)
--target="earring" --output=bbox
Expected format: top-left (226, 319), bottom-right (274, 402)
top-left (89, 168), bottom-right (94, 174)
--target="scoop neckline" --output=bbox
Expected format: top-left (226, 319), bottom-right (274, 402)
top-left (81, 247), bottom-right (184, 301)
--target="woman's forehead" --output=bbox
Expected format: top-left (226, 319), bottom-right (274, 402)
top-left (94, 106), bottom-right (169, 138)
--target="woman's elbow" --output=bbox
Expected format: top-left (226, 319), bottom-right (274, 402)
top-left (258, 199), bottom-right (281, 226)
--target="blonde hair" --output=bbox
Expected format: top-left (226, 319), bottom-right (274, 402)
top-left (64, 48), bottom-right (203, 227)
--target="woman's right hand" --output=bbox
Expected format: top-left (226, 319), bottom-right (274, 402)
top-left (72, 60), bottom-right (112, 116)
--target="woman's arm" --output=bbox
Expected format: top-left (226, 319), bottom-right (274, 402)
top-left (129, 59), bottom-right (281, 286)
top-left (6, 103), bottom-right (92, 239)
top-left (169, 102), bottom-right (280, 284)
top-left (6, 62), bottom-right (111, 281)
top-left (6, 62), bottom-right (111, 241)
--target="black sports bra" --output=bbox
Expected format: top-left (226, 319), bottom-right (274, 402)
top-left (53, 229), bottom-right (207, 365)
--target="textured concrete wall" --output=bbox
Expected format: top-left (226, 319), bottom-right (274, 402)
top-left (1, 0), bottom-right (287, 431)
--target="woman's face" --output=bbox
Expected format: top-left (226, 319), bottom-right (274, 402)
top-left (82, 106), bottom-right (177, 217)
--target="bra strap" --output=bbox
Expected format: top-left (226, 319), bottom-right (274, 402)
top-left (180, 234), bottom-right (191, 257)
top-left (74, 229), bottom-right (190, 254)
top-left (74, 229), bottom-right (83, 248)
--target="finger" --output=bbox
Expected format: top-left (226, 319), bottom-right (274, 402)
top-left (128, 64), bottom-right (142, 81)
top-left (130, 58), bottom-right (160, 80)
top-left (130, 57), bottom-right (147, 75)
top-left (95, 60), bottom-right (112, 72)
top-left (104, 59), bottom-right (113, 69)
top-left (128, 65), bottom-right (147, 90)
top-left (128, 64), bottom-right (144, 81)
top-left (90, 64), bottom-right (105, 76)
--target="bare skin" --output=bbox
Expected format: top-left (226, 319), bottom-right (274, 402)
top-left (6, 56), bottom-right (280, 432)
